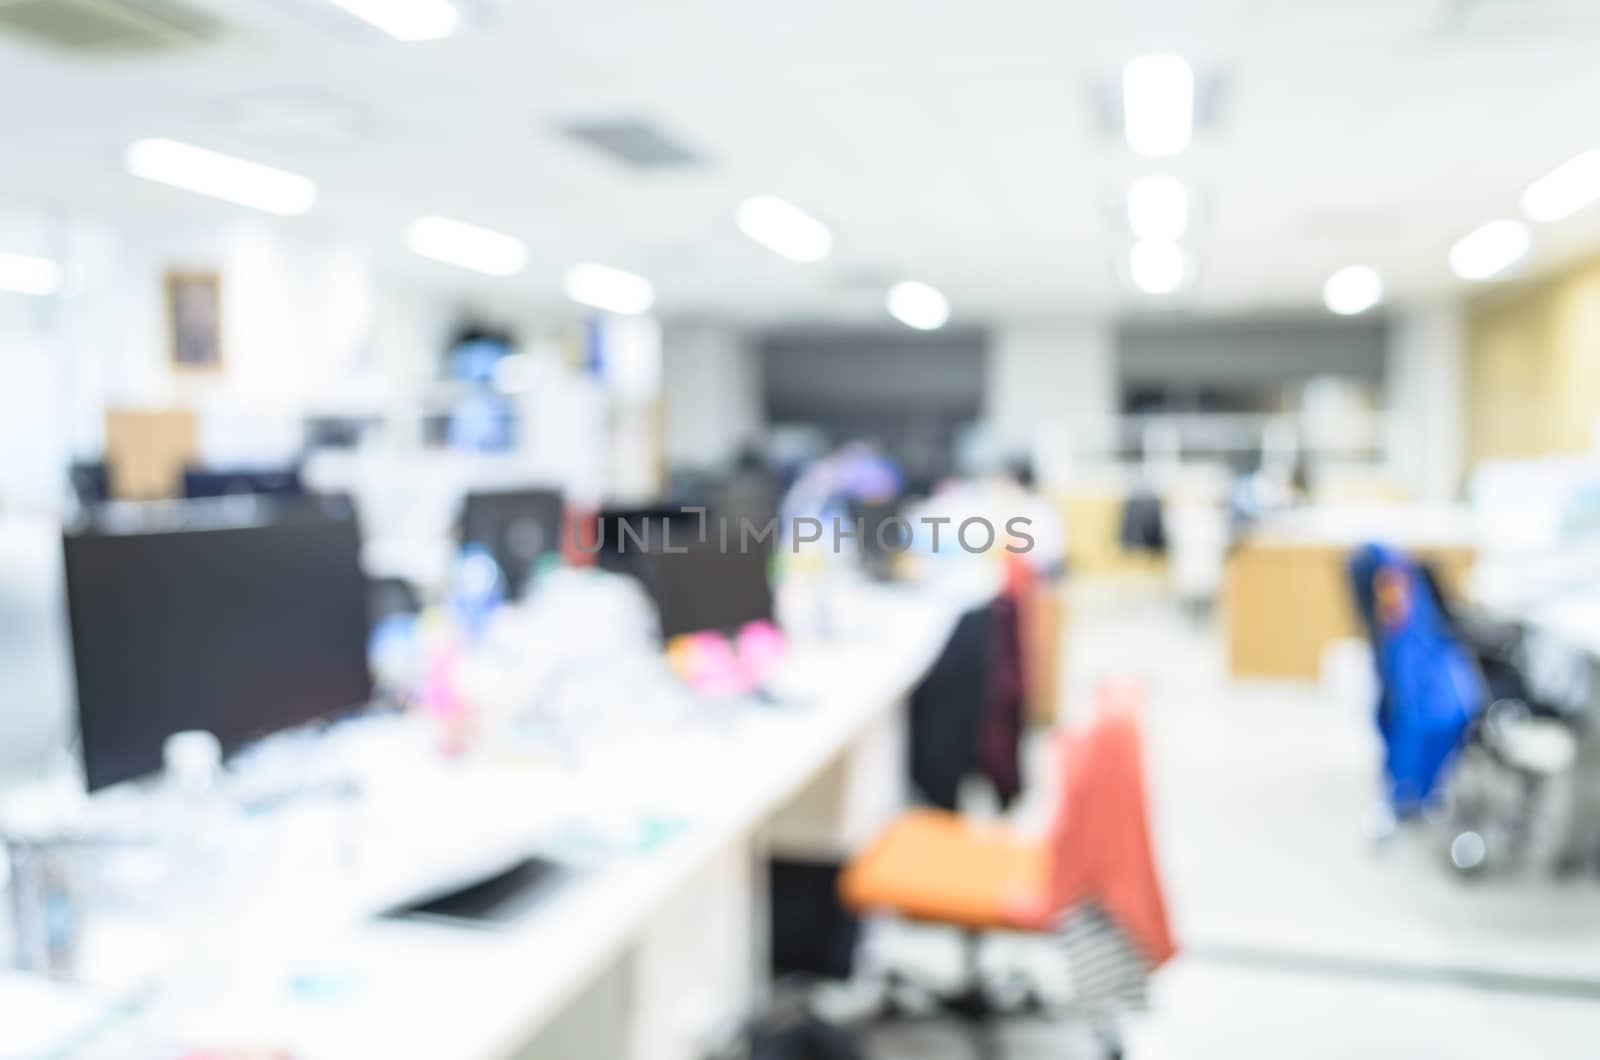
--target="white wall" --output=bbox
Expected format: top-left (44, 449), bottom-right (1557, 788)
top-left (0, 294), bottom-right (67, 514)
top-left (1386, 304), bottom-right (1466, 502)
top-left (0, 208), bottom-right (71, 514)
top-left (984, 319), bottom-right (1116, 485)
top-left (60, 215), bottom-right (385, 465)
top-left (0, 202), bottom-right (458, 516)
top-left (661, 323), bottom-right (763, 470)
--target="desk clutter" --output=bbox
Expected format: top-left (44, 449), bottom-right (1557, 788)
top-left (3, 468), bottom-right (1105, 1060)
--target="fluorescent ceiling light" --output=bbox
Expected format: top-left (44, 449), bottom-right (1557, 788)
top-left (1129, 240), bottom-right (1187, 294)
top-left (406, 216), bottom-right (527, 276)
top-left (126, 138), bottom-right (317, 216)
top-left (1123, 54), bottom-right (1194, 158)
top-left (0, 253), bottom-right (63, 297)
top-left (886, 281), bottom-right (950, 331)
top-left (736, 196), bottom-right (832, 262)
top-left (325, 0), bottom-right (459, 41)
top-left (564, 263), bottom-right (655, 315)
top-left (1323, 265), bottom-right (1384, 315)
top-left (1521, 150), bottom-right (1600, 223)
top-left (1450, 219), bottom-right (1530, 281)
top-left (1127, 176), bottom-right (1189, 241)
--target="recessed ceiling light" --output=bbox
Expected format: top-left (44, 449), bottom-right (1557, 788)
top-left (1323, 265), bottom-right (1384, 315)
top-left (1127, 176), bottom-right (1189, 241)
top-left (1123, 55), bottom-right (1194, 158)
top-left (1450, 220), bottom-right (1530, 281)
top-left (1521, 150), bottom-right (1600, 223)
top-left (325, 0), bottom-right (459, 41)
top-left (126, 138), bottom-right (317, 216)
top-left (0, 252), bottom-right (63, 297)
top-left (405, 217), bottom-right (527, 276)
top-left (886, 281), bottom-right (949, 330)
top-left (736, 196), bottom-right (833, 262)
top-left (1129, 241), bottom-right (1187, 294)
top-left (564, 264), bottom-right (655, 315)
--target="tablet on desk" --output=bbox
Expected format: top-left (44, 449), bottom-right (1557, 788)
top-left (380, 855), bottom-right (568, 928)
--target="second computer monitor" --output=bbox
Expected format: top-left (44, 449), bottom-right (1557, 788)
top-left (460, 488), bottom-right (565, 598)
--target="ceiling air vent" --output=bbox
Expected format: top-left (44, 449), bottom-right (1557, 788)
top-left (0, 0), bottom-right (221, 54)
top-left (560, 119), bottom-right (705, 170)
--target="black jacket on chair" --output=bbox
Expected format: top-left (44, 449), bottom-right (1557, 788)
top-left (910, 606), bottom-right (992, 810)
top-left (910, 602), bottom-right (1025, 811)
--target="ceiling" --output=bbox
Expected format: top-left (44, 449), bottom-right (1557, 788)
top-left (5, 0), bottom-right (1600, 324)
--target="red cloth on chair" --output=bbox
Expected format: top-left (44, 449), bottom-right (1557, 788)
top-left (1014, 681), bottom-right (1177, 968)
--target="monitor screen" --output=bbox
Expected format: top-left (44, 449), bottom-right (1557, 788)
top-left (62, 509), bottom-right (372, 792)
top-left (851, 498), bottom-right (905, 578)
top-left (460, 488), bottom-right (565, 598)
top-left (646, 544), bottom-right (774, 639)
top-left (591, 505), bottom-right (697, 567)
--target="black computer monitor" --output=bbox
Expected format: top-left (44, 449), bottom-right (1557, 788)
top-left (645, 544), bottom-right (774, 639)
top-left (851, 498), bottom-right (905, 580)
top-left (183, 467), bottom-right (303, 500)
top-left (591, 505), bottom-right (705, 583)
top-left (62, 508), bottom-right (372, 792)
top-left (459, 488), bottom-right (565, 598)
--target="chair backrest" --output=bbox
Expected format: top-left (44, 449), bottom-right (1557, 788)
top-left (1346, 542), bottom-right (1482, 812)
top-left (1040, 680), bottom-right (1176, 968)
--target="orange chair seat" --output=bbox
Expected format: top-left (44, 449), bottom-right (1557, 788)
top-left (840, 809), bottom-right (1046, 932)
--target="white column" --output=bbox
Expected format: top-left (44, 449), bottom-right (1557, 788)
top-left (984, 319), bottom-right (1116, 486)
top-left (1386, 304), bottom-right (1466, 502)
top-left (661, 323), bottom-right (764, 470)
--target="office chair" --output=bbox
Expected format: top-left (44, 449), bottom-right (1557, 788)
top-left (1347, 545), bottom-right (1580, 871)
top-left (840, 686), bottom-right (1173, 1060)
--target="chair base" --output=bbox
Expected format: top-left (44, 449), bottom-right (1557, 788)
top-left (854, 933), bottom-right (1123, 1060)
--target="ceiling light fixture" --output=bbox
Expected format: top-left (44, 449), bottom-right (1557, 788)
top-left (1323, 265), bottom-right (1384, 315)
top-left (736, 196), bottom-right (833, 262)
top-left (126, 138), bottom-right (317, 215)
top-left (1449, 220), bottom-right (1530, 281)
top-left (564, 263), bottom-right (655, 315)
top-left (405, 216), bottom-right (527, 276)
top-left (1129, 241), bottom-right (1187, 294)
top-left (1127, 176), bottom-right (1189, 241)
top-left (0, 252), bottom-right (63, 297)
top-left (325, 0), bottom-right (459, 41)
top-left (886, 281), bottom-right (950, 330)
top-left (1521, 150), bottom-right (1600, 223)
top-left (1123, 54), bottom-right (1194, 158)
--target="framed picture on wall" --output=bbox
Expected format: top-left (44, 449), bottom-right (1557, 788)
top-left (165, 269), bottom-right (223, 372)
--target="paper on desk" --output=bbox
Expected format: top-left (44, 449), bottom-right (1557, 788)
top-left (0, 974), bottom-right (122, 1059)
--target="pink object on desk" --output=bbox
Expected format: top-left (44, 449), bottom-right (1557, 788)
top-left (736, 620), bottom-right (786, 684)
top-left (422, 640), bottom-right (471, 755)
top-left (667, 622), bottom-right (788, 697)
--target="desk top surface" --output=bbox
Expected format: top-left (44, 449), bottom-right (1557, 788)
top-left (2, 580), bottom-right (963, 1060)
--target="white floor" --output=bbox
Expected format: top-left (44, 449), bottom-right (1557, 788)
top-left (872, 578), bottom-right (1600, 1059)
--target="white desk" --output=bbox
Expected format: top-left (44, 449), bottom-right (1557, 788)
top-left (4, 582), bottom-right (965, 1060)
